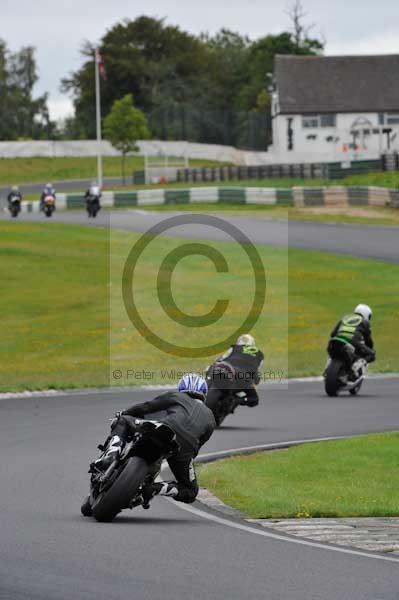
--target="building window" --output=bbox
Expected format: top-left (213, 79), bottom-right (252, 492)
top-left (302, 114), bottom-right (336, 128)
top-left (387, 113), bottom-right (399, 125)
top-left (320, 114), bottom-right (336, 127)
top-left (378, 113), bottom-right (399, 125)
top-left (302, 115), bottom-right (319, 128)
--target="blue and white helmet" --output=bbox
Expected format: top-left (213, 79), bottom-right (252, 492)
top-left (178, 373), bottom-right (208, 401)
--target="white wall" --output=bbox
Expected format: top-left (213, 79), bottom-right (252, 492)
top-left (0, 139), bottom-right (269, 165)
top-left (270, 112), bottom-right (399, 163)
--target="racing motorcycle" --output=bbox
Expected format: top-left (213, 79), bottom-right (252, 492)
top-left (43, 195), bottom-right (56, 218)
top-left (8, 194), bottom-right (21, 218)
top-left (86, 194), bottom-right (101, 218)
top-left (81, 418), bottom-right (179, 522)
top-left (205, 362), bottom-right (249, 427)
top-left (324, 356), bottom-right (367, 397)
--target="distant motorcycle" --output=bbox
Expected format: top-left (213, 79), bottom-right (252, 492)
top-left (8, 194), bottom-right (21, 218)
top-left (86, 195), bottom-right (101, 218)
top-left (324, 357), bottom-right (367, 397)
top-left (81, 418), bottom-right (179, 522)
top-left (205, 362), bottom-right (249, 427)
top-left (43, 195), bottom-right (56, 218)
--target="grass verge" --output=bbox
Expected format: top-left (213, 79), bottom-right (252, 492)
top-left (3, 157), bottom-right (399, 190)
top-left (115, 203), bottom-right (399, 227)
top-left (197, 433), bottom-right (399, 518)
top-left (1, 222), bottom-right (399, 391)
top-left (0, 156), bottom-right (227, 187)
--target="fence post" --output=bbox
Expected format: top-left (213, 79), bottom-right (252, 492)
top-left (310, 163), bottom-right (315, 179)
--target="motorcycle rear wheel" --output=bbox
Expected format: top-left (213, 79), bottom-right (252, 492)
top-left (92, 456), bottom-right (148, 522)
top-left (324, 359), bottom-right (346, 397)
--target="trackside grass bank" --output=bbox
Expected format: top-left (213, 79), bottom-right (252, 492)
top-left (0, 156), bottom-right (225, 187)
top-left (3, 156), bottom-right (399, 189)
top-left (197, 433), bottom-right (399, 518)
top-left (1, 222), bottom-right (399, 391)
top-left (148, 204), bottom-right (399, 226)
top-left (118, 203), bottom-right (399, 227)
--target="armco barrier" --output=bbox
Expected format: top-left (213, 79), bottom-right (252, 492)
top-left (15, 186), bottom-right (399, 213)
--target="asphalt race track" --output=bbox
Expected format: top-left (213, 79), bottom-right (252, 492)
top-left (1, 379), bottom-right (399, 600)
top-left (2, 209), bottom-right (399, 598)
top-left (1, 208), bottom-right (399, 262)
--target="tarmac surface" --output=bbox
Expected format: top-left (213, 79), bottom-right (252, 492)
top-left (1, 207), bottom-right (399, 263)
top-left (0, 379), bottom-right (398, 600)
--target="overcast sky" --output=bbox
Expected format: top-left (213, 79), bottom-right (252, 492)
top-left (1, 0), bottom-right (399, 120)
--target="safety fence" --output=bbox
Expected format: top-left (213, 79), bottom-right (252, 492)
top-left (15, 186), bottom-right (399, 213)
top-left (133, 163), bottom-right (325, 184)
top-left (133, 157), bottom-right (395, 185)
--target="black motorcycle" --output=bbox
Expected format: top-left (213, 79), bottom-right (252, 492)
top-left (81, 418), bottom-right (178, 522)
top-left (324, 357), bottom-right (367, 397)
top-left (205, 362), bottom-right (248, 427)
top-left (8, 194), bottom-right (21, 218)
top-left (86, 195), bottom-right (101, 218)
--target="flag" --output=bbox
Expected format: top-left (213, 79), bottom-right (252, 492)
top-left (95, 48), bottom-right (106, 80)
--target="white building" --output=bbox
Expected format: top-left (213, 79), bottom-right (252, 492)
top-left (269, 54), bottom-right (399, 164)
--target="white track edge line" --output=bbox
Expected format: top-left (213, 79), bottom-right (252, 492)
top-left (165, 498), bottom-right (399, 564)
top-left (196, 436), bottom-right (349, 461)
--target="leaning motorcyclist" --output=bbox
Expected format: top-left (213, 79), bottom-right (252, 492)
top-left (7, 185), bottom-right (22, 207)
top-left (327, 304), bottom-right (375, 372)
top-left (208, 334), bottom-right (264, 408)
top-left (95, 373), bottom-right (216, 506)
top-left (40, 182), bottom-right (56, 211)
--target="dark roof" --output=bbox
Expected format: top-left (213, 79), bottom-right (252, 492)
top-left (275, 54), bottom-right (399, 114)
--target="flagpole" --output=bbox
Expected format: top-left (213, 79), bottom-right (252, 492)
top-left (95, 48), bottom-right (103, 187)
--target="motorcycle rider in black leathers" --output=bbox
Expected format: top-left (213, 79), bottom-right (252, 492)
top-left (7, 185), bottom-right (22, 207)
top-left (327, 304), bottom-right (375, 372)
top-left (208, 334), bottom-right (264, 408)
top-left (8, 185), bottom-right (22, 204)
top-left (95, 373), bottom-right (216, 506)
top-left (84, 181), bottom-right (101, 209)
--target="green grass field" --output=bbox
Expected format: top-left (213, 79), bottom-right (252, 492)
top-left (198, 433), bottom-right (399, 518)
top-left (1, 222), bottom-right (398, 391)
top-left (113, 203), bottom-right (399, 227)
top-left (0, 156), bottom-right (227, 187)
top-left (2, 154), bottom-right (399, 190)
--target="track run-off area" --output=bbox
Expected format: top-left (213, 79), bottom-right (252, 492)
top-left (1, 209), bottom-right (398, 599)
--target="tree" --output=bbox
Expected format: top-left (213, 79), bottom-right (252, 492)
top-left (285, 0), bottom-right (323, 54)
top-left (61, 17), bottom-right (210, 138)
top-left (61, 14), bottom-right (324, 148)
top-left (0, 40), bottom-right (52, 140)
top-left (104, 94), bottom-right (150, 183)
